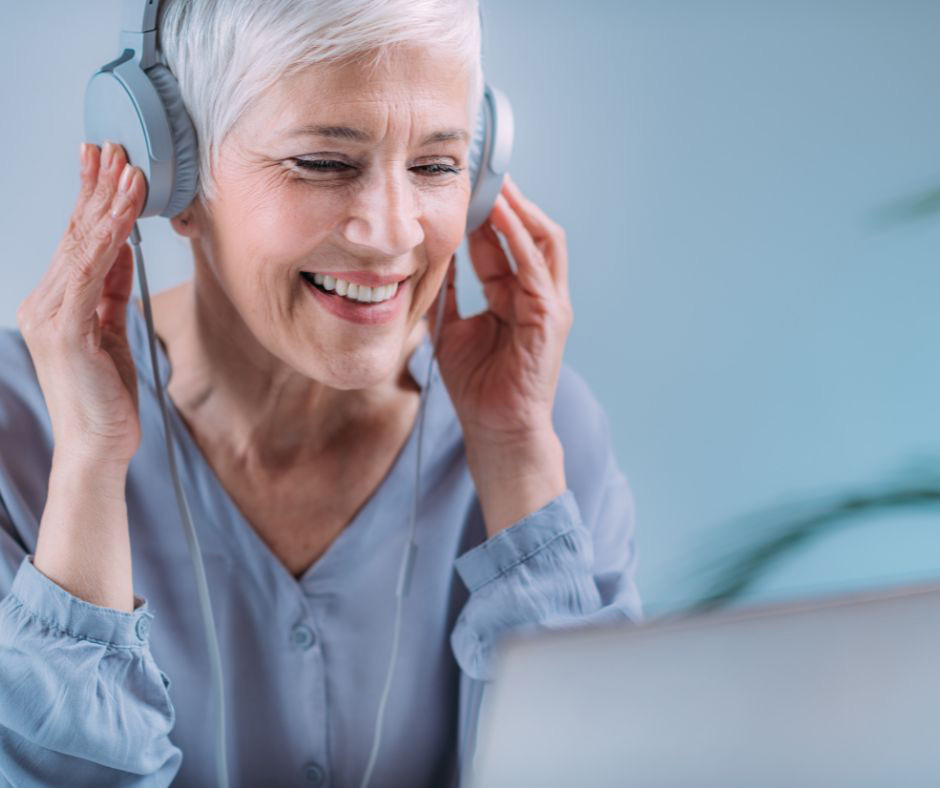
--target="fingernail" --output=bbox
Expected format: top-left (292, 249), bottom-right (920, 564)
top-left (79, 142), bottom-right (88, 172)
top-left (119, 163), bottom-right (134, 193)
top-left (102, 141), bottom-right (115, 170)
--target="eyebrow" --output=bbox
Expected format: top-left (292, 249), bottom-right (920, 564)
top-left (285, 124), bottom-right (469, 146)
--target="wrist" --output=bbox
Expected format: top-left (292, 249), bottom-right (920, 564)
top-left (464, 426), bottom-right (561, 480)
top-left (51, 449), bottom-right (129, 500)
top-left (464, 427), bottom-right (567, 537)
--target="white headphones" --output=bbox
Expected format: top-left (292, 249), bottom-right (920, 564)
top-left (83, 0), bottom-right (513, 230)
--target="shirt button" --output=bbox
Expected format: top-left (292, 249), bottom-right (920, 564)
top-left (290, 623), bottom-right (316, 651)
top-left (302, 761), bottom-right (326, 785)
top-left (135, 615), bottom-right (151, 642)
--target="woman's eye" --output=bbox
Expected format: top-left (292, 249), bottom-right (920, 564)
top-left (293, 159), bottom-right (353, 173)
top-left (412, 163), bottom-right (461, 177)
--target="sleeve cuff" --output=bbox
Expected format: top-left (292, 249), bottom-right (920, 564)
top-left (454, 489), bottom-right (582, 593)
top-left (7, 555), bottom-right (154, 648)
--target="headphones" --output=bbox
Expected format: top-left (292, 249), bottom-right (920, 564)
top-left (82, 4), bottom-right (513, 787)
top-left (83, 0), bottom-right (514, 230)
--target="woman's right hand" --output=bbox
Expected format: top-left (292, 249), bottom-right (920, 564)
top-left (17, 140), bottom-right (146, 471)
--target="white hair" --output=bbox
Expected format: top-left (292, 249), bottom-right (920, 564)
top-left (157, 0), bottom-right (485, 204)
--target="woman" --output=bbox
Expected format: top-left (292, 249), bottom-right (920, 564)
top-left (0, 0), bottom-right (642, 785)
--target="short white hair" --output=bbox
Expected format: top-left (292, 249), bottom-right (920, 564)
top-left (157, 0), bottom-right (485, 204)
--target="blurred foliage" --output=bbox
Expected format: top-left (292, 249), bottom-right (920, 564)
top-left (872, 184), bottom-right (940, 227)
top-left (688, 465), bottom-right (940, 614)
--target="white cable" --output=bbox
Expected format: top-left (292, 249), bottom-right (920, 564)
top-left (358, 259), bottom-right (451, 788)
top-left (130, 222), bottom-right (230, 788)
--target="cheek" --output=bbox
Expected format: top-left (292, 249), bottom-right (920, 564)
top-left (410, 183), bottom-right (471, 309)
top-left (418, 181), bottom-right (471, 252)
top-left (219, 168), bottom-right (342, 264)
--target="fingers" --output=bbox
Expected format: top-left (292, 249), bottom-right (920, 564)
top-left (467, 218), bottom-right (513, 283)
top-left (75, 142), bottom-right (100, 210)
top-left (47, 144), bottom-right (104, 283)
top-left (87, 141), bottom-right (132, 227)
top-left (501, 175), bottom-right (569, 294)
top-left (467, 224), bottom-right (515, 322)
top-left (488, 192), bottom-right (555, 299)
top-left (61, 140), bottom-right (145, 335)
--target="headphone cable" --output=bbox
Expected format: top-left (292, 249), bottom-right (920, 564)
top-left (131, 222), bottom-right (231, 788)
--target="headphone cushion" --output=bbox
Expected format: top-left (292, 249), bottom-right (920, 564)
top-left (146, 64), bottom-right (199, 217)
top-left (468, 101), bottom-right (486, 191)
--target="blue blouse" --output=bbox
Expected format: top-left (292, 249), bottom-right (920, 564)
top-left (0, 297), bottom-right (643, 787)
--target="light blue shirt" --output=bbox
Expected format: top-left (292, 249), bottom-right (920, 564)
top-left (0, 297), bottom-right (643, 787)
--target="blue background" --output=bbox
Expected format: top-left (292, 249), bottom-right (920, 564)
top-left (2, 1), bottom-right (938, 615)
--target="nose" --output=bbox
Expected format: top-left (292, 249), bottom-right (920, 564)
top-left (340, 165), bottom-right (425, 257)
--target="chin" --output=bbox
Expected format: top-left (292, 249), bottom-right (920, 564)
top-left (307, 342), bottom-right (402, 390)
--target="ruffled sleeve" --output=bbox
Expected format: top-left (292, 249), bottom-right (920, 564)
top-left (0, 327), bottom-right (182, 784)
top-left (450, 488), bottom-right (612, 682)
top-left (0, 545), bottom-right (182, 786)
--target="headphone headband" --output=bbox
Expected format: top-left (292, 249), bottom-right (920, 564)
top-left (118, 0), bottom-right (159, 69)
top-left (121, 0), bottom-right (159, 33)
top-left (90, 0), bottom-right (512, 224)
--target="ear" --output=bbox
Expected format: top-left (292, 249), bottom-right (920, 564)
top-left (169, 196), bottom-right (206, 239)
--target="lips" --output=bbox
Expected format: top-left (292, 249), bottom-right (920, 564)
top-left (300, 270), bottom-right (408, 326)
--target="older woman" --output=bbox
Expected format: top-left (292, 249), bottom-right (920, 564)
top-left (0, 0), bottom-right (642, 785)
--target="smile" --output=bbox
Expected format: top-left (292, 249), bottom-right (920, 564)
top-left (300, 272), bottom-right (410, 326)
top-left (302, 272), bottom-right (399, 304)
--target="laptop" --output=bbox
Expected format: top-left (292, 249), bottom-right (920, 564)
top-left (465, 580), bottom-right (940, 788)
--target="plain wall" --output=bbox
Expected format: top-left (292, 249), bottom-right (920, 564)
top-left (2, 1), bottom-right (939, 615)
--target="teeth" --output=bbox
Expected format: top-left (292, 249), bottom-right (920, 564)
top-left (305, 273), bottom-right (402, 304)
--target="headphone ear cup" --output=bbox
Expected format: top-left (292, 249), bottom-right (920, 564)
top-left (146, 64), bottom-right (199, 217)
top-left (466, 85), bottom-right (514, 234)
top-left (84, 52), bottom-right (197, 219)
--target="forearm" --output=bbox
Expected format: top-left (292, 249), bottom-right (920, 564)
top-left (464, 426), bottom-right (567, 538)
top-left (33, 451), bottom-right (134, 612)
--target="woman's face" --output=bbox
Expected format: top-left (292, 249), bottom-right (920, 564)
top-left (185, 44), bottom-right (473, 390)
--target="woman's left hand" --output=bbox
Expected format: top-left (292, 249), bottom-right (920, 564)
top-left (427, 175), bottom-right (572, 536)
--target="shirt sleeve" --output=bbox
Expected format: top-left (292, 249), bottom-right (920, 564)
top-left (449, 420), bottom-right (644, 785)
top-left (0, 498), bottom-right (183, 786)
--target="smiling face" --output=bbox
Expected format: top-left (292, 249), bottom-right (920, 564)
top-left (180, 43), bottom-right (473, 391)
